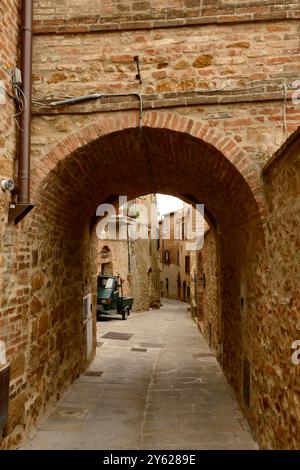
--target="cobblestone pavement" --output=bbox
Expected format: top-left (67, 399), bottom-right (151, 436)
top-left (22, 299), bottom-right (258, 450)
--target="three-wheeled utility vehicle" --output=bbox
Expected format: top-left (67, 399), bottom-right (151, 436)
top-left (96, 275), bottom-right (133, 320)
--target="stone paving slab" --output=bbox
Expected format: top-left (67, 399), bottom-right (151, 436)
top-left (22, 299), bottom-right (258, 450)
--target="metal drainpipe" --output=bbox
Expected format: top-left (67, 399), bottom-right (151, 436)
top-left (9, 0), bottom-right (34, 224)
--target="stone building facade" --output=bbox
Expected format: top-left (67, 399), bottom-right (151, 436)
top-left (0, 0), bottom-right (299, 450)
top-left (159, 205), bottom-right (220, 356)
top-left (97, 195), bottom-right (160, 312)
top-left (159, 205), bottom-right (198, 304)
top-left (159, 211), bottom-right (182, 301)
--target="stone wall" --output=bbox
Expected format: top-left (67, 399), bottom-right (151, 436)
top-left (244, 134), bottom-right (300, 449)
top-left (200, 182), bottom-right (299, 449)
top-left (198, 134), bottom-right (300, 449)
top-left (0, 0), bottom-right (299, 451)
top-left (148, 238), bottom-right (161, 308)
top-left (159, 208), bottom-right (199, 303)
top-left (129, 237), bottom-right (160, 311)
top-left (160, 213), bottom-right (180, 299)
top-left (97, 237), bottom-right (159, 312)
top-left (0, 220), bottom-right (95, 448)
top-left (0, 0), bottom-right (21, 447)
top-left (32, 1), bottom-right (300, 34)
top-left (0, 0), bottom-right (20, 348)
top-left (96, 195), bottom-right (160, 312)
top-left (30, 16), bottom-right (300, 166)
top-left (97, 240), bottom-right (131, 295)
top-left (199, 229), bottom-right (221, 355)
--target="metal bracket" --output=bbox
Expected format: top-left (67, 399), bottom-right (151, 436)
top-left (134, 56), bottom-right (142, 84)
top-left (8, 203), bottom-right (34, 225)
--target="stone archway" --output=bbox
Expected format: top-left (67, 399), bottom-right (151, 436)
top-left (31, 111), bottom-right (266, 221)
top-left (3, 110), bottom-right (271, 448)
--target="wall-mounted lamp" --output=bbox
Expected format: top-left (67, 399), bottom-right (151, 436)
top-left (1, 179), bottom-right (15, 192)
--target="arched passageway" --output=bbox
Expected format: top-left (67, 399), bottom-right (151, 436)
top-left (23, 115), bottom-right (266, 446)
top-left (6, 113), bottom-right (300, 450)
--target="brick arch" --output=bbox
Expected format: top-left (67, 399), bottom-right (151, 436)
top-left (21, 110), bottom-right (269, 445)
top-left (32, 110), bottom-right (266, 220)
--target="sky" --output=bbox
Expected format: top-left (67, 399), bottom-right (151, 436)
top-left (156, 194), bottom-right (183, 216)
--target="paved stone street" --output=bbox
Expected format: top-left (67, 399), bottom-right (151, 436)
top-left (22, 299), bottom-right (258, 450)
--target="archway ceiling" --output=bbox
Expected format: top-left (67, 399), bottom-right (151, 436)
top-left (37, 128), bottom-right (259, 232)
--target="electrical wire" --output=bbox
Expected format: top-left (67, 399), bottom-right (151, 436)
top-left (15, 84), bottom-right (28, 114)
top-left (283, 82), bottom-right (288, 136)
top-left (29, 78), bottom-right (299, 141)
top-left (31, 81), bottom-right (287, 109)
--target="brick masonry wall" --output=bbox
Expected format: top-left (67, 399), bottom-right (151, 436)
top-left (32, 1), bottom-right (300, 33)
top-left (1, 113), bottom-right (298, 450)
top-left (31, 18), bottom-right (300, 166)
top-left (0, 0), bottom-right (20, 320)
top-left (0, 0), bottom-right (300, 450)
top-left (0, 0), bottom-right (21, 447)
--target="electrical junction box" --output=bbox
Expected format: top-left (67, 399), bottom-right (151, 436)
top-left (11, 67), bottom-right (22, 86)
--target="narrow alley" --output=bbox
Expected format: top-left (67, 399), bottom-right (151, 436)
top-left (22, 300), bottom-right (258, 450)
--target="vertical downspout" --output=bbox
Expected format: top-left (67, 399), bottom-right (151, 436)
top-left (9, 0), bottom-right (34, 224)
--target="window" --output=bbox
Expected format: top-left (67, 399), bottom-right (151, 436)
top-left (182, 220), bottom-right (185, 240)
top-left (176, 251), bottom-right (180, 266)
top-left (101, 246), bottom-right (111, 260)
top-left (185, 256), bottom-right (190, 274)
top-left (164, 250), bottom-right (170, 264)
top-left (165, 278), bottom-right (169, 291)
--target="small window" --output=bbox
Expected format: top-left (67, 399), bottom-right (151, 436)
top-left (176, 251), bottom-right (180, 266)
top-left (164, 250), bottom-right (170, 264)
top-left (185, 256), bottom-right (190, 274)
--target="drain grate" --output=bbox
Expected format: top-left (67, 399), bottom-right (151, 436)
top-left (96, 342), bottom-right (104, 348)
top-left (193, 353), bottom-right (214, 358)
top-left (84, 371), bottom-right (103, 377)
top-left (131, 347), bottom-right (147, 352)
top-left (139, 342), bottom-right (164, 348)
top-left (101, 332), bottom-right (133, 341)
top-left (57, 408), bottom-right (89, 420)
